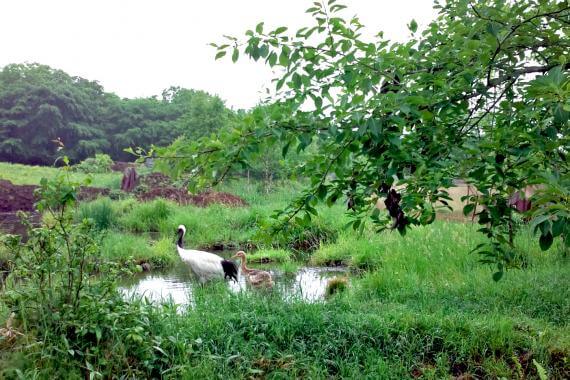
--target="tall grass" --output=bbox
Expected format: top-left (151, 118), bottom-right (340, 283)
top-left (354, 223), bottom-right (569, 325)
top-left (247, 248), bottom-right (293, 263)
top-left (76, 197), bottom-right (117, 229)
top-left (312, 233), bottom-right (384, 270)
top-left (4, 281), bottom-right (567, 378)
top-left (100, 232), bottom-right (177, 268)
top-left (119, 199), bottom-right (173, 232)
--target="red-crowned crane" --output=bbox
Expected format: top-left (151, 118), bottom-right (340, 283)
top-left (176, 225), bottom-right (238, 283)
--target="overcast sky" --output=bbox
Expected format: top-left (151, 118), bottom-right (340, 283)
top-left (1, 1), bottom-right (437, 109)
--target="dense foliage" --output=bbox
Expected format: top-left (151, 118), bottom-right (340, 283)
top-left (0, 63), bottom-right (232, 164)
top-left (155, 0), bottom-right (569, 277)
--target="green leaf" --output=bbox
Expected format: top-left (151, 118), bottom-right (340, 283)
top-left (552, 218), bottom-right (565, 237)
top-left (232, 48), bottom-right (239, 63)
top-left (530, 214), bottom-right (550, 234)
top-left (409, 19), bottom-right (418, 33)
top-left (539, 232), bottom-right (553, 251)
top-left (533, 360), bottom-right (548, 380)
top-left (279, 48), bottom-right (290, 66)
top-left (215, 51), bottom-right (226, 60)
top-left (463, 203), bottom-right (475, 216)
top-left (492, 271), bottom-right (503, 282)
top-left (316, 184), bottom-right (327, 200)
top-left (274, 26), bottom-right (288, 34)
top-left (486, 22), bottom-right (501, 38)
top-left (256, 22), bottom-right (264, 34)
top-left (267, 52), bottom-right (277, 67)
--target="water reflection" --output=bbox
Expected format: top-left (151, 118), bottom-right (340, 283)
top-left (120, 264), bottom-right (347, 307)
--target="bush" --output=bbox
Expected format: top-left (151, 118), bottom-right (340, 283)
top-left (0, 172), bottom-right (145, 377)
top-left (74, 153), bottom-right (113, 174)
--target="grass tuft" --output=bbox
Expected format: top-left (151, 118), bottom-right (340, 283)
top-left (325, 276), bottom-right (349, 298)
top-left (247, 248), bottom-right (292, 263)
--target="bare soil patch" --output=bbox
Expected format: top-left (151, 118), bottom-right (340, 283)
top-left (136, 173), bottom-right (247, 207)
top-left (0, 179), bottom-right (109, 212)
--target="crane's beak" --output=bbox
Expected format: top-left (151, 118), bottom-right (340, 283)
top-left (230, 254), bottom-right (238, 259)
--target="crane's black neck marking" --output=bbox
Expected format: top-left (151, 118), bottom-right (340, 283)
top-left (221, 260), bottom-right (238, 282)
top-left (177, 229), bottom-right (184, 249)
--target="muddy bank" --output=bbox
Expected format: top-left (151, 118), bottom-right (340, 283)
top-left (0, 179), bottom-right (109, 212)
top-left (136, 173), bottom-right (247, 207)
top-left (0, 212), bottom-right (41, 237)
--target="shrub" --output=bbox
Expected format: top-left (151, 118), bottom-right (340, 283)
top-left (0, 171), bottom-right (150, 378)
top-left (73, 153), bottom-right (114, 173)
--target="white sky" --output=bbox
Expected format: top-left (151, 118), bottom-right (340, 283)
top-left (1, 1), bottom-right (437, 110)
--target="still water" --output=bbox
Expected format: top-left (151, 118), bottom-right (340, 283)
top-left (120, 263), bottom-right (347, 307)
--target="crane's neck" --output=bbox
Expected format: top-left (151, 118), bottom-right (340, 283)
top-left (239, 256), bottom-right (251, 274)
top-left (177, 230), bottom-right (185, 249)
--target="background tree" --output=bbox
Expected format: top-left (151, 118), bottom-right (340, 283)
top-left (155, 0), bottom-right (569, 278)
top-left (0, 64), bottom-right (234, 164)
top-left (0, 63), bottom-right (109, 164)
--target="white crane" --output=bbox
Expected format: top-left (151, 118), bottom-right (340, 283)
top-left (176, 225), bottom-right (238, 284)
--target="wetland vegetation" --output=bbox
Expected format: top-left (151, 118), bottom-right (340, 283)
top-left (1, 0), bottom-right (569, 378)
top-left (0, 165), bottom-right (568, 378)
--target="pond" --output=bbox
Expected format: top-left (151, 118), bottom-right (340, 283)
top-left (120, 262), bottom-right (348, 307)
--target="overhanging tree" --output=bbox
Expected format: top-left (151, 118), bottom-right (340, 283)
top-left (152, 0), bottom-right (569, 278)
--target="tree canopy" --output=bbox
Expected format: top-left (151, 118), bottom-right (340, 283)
top-left (154, 0), bottom-right (569, 278)
top-left (0, 63), bottom-right (232, 164)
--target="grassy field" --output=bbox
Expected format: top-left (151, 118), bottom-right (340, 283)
top-left (0, 163), bottom-right (568, 378)
top-left (0, 161), bottom-right (122, 189)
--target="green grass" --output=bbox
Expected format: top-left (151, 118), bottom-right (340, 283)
top-left (311, 233), bottom-right (384, 270)
top-left (0, 162), bottom-right (122, 189)
top-left (119, 199), bottom-right (174, 232)
top-left (100, 232), bottom-right (177, 268)
top-left (247, 248), bottom-right (293, 263)
top-left (1, 168), bottom-right (568, 378)
top-left (76, 197), bottom-right (118, 229)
